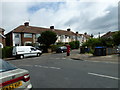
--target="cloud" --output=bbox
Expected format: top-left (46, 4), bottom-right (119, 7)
top-left (0, 0), bottom-right (119, 36)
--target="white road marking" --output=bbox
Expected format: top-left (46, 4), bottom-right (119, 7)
top-left (34, 65), bottom-right (61, 70)
top-left (88, 72), bottom-right (120, 80)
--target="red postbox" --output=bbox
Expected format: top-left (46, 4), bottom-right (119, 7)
top-left (66, 45), bottom-right (70, 56)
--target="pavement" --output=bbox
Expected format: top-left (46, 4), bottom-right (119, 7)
top-left (66, 49), bottom-right (119, 63)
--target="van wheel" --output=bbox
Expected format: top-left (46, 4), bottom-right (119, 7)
top-left (37, 53), bottom-right (41, 57)
top-left (20, 55), bottom-right (24, 59)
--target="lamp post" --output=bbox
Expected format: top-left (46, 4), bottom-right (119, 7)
top-left (98, 32), bottom-right (100, 38)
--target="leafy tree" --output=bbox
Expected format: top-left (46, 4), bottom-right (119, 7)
top-left (100, 38), bottom-right (113, 47)
top-left (112, 31), bottom-right (120, 46)
top-left (82, 38), bottom-right (114, 48)
top-left (38, 31), bottom-right (57, 48)
top-left (82, 38), bottom-right (101, 48)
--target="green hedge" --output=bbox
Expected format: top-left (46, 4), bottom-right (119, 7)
top-left (2, 46), bottom-right (13, 58)
top-left (69, 41), bottom-right (80, 49)
top-left (51, 45), bottom-right (63, 52)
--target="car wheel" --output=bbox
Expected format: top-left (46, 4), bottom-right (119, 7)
top-left (61, 51), bottom-right (64, 53)
top-left (20, 55), bottom-right (24, 59)
top-left (37, 53), bottom-right (41, 57)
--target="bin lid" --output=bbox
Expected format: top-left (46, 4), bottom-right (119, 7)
top-left (95, 46), bottom-right (106, 48)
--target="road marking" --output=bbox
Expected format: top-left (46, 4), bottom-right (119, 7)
top-left (88, 72), bottom-right (120, 80)
top-left (34, 65), bottom-right (61, 70)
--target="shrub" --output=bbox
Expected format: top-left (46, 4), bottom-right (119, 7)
top-left (69, 41), bottom-right (80, 49)
top-left (51, 45), bottom-right (63, 52)
top-left (25, 43), bottom-right (33, 46)
top-left (69, 41), bottom-right (75, 49)
top-left (2, 46), bottom-right (13, 58)
top-left (56, 42), bottom-right (64, 45)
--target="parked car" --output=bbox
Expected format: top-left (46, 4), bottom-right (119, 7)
top-left (56, 46), bottom-right (67, 53)
top-left (117, 48), bottom-right (120, 54)
top-left (0, 59), bottom-right (32, 89)
top-left (13, 46), bottom-right (42, 59)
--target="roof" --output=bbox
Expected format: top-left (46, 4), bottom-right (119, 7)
top-left (11, 25), bottom-right (76, 36)
top-left (0, 28), bottom-right (5, 31)
top-left (101, 31), bottom-right (116, 38)
top-left (82, 34), bottom-right (91, 38)
top-left (0, 33), bottom-right (6, 38)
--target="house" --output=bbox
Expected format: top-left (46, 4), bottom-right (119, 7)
top-left (0, 28), bottom-right (6, 48)
top-left (101, 31), bottom-right (116, 38)
top-left (5, 22), bottom-right (90, 46)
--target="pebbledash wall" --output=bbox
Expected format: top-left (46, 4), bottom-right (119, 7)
top-left (5, 22), bottom-right (90, 46)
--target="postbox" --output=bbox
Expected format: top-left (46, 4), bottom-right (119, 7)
top-left (66, 45), bottom-right (70, 56)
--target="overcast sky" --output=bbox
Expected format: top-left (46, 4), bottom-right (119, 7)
top-left (0, 0), bottom-right (119, 36)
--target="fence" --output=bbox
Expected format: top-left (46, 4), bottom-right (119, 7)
top-left (106, 48), bottom-right (118, 55)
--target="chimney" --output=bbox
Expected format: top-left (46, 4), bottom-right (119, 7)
top-left (24, 22), bottom-right (29, 26)
top-left (84, 32), bottom-right (87, 35)
top-left (76, 32), bottom-right (78, 34)
top-left (67, 28), bottom-right (71, 31)
top-left (50, 26), bottom-right (54, 29)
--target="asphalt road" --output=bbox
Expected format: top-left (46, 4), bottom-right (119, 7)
top-left (8, 51), bottom-right (119, 88)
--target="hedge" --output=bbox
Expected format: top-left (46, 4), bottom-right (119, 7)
top-left (51, 45), bottom-right (63, 52)
top-left (2, 46), bottom-right (13, 58)
top-left (69, 41), bottom-right (80, 49)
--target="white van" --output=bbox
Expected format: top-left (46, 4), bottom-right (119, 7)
top-left (12, 46), bottom-right (42, 59)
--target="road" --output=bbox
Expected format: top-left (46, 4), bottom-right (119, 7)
top-left (8, 50), bottom-right (119, 88)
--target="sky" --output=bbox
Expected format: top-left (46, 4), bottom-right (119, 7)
top-left (0, 0), bottom-right (119, 37)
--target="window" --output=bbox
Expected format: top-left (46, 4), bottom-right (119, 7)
top-left (14, 33), bottom-right (19, 38)
top-left (31, 48), bottom-right (36, 51)
top-left (36, 34), bottom-right (41, 38)
top-left (0, 43), bottom-right (3, 48)
top-left (0, 59), bottom-right (17, 72)
top-left (65, 35), bottom-right (68, 38)
top-left (24, 33), bottom-right (32, 38)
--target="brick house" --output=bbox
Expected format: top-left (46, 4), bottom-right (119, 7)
top-left (101, 31), bottom-right (116, 38)
top-left (5, 22), bottom-right (90, 46)
top-left (0, 28), bottom-right (6, 48)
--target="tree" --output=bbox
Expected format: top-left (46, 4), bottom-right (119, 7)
top-left (100, 38), bottom-right (113, 47)
top-left (82, 38), bottom-right (114, 48)
top-left (112, 31), bottom-right (120, 46)
top-left (38, 31), bottom-right (57, 48)
top-left (82, 38), bottom-right (101, 48)
top-left (69, 41), bottom-right (80, 49)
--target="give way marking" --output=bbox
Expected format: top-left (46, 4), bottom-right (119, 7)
top-left (88, 72), bottom-right (120, 80)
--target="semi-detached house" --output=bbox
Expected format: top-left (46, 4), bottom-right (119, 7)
top-left (0, 28), bottom-right (6, 48)
top-left (5, 22), bottom-right (90, 46)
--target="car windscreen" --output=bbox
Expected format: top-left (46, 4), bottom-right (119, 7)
top-left (0, 59), bottom-right (17, 72)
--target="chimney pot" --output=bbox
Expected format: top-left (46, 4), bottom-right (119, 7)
top-left (67, 28), bottom-right (71, 31)
top-left (50, 26), bottom-right (54, 29)
top-left (76, 32), bottom-right (78, 34)
top-left (24, 22), bottom-right (29, 26)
